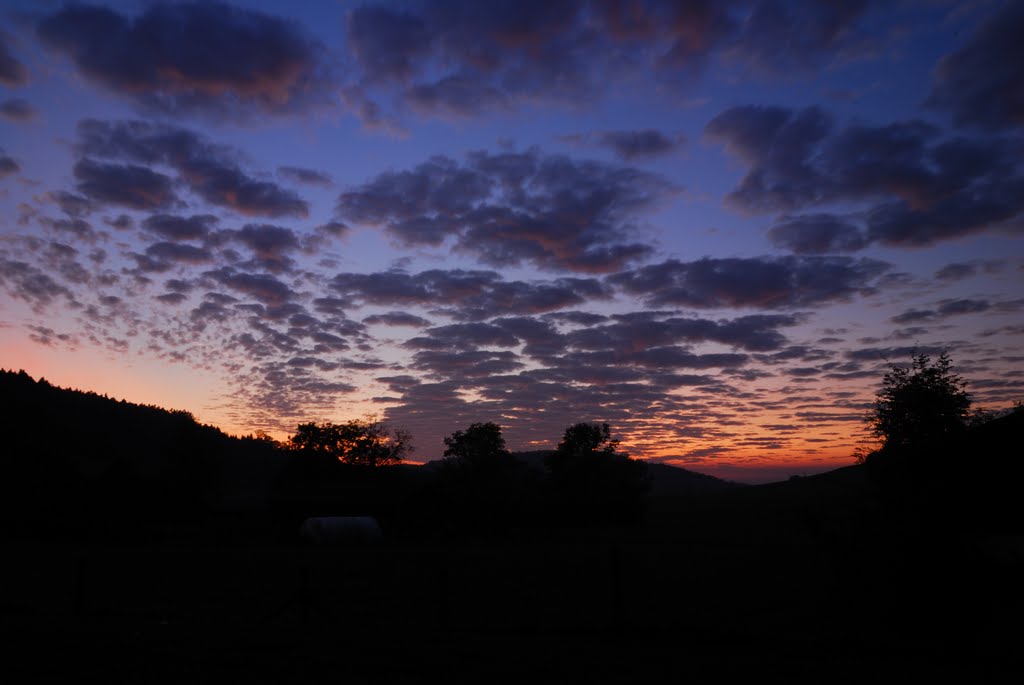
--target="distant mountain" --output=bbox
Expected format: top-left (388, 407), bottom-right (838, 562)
top-left (643, 461), bottom-right (745, 495)
top-left (508, 450), bottom-right (744, 495)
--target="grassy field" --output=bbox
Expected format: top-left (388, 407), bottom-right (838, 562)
top-left (2, 469), bottom-right (1022, 682)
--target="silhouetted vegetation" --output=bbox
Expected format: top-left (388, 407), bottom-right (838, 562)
top-left (870, 351), bottom-right (972, 452)
top-left (414, 422), bottom-right (542, 538)
top-left (856, 353), bottom-right (1024, 536)
top-left (288, 418), bottom-right (410, 467)
top-left (545, 422), bottom-right (651, 526)
top-left (2, 367), bottom-right (1022, 681)
top-left (0, 369), bottom-right (240, 541)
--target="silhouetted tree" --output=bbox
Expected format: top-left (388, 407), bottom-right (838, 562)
top-left (426, 422), bottom-right (540, 538)
top-left (443, 421), bottom-right (511, 467)
top-left (862, 352), bottom-right (979, 525)
top-left (545, 422), bottom-right (650, 526)
top-left (289, 418), bottom-right (410, 467)
top-left (870, 352), bottom-right (972, 452)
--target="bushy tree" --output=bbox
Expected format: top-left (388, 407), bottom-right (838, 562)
top-left (431, 422), bottom-right (539, 536)
top-left (443, 421), bottom-right (511, 468)
top-left (545, 422), bottom-right (650, 526)
top-left (289, 418), bottom-right (410, 467)
top-left (870, 352), bottom-right (972, 451)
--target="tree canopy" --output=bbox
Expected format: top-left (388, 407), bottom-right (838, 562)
top-left (545, 422), bottom-right (650, 525)
top-left (870, 352), bottom-right (972, 451)
top-left (443, 421), bottom-right (511, 469)
top-left (289, 418), bottom-right (410, 467)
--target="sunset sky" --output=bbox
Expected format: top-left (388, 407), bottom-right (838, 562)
top-left (1, 0), bottom-right (1022, 483)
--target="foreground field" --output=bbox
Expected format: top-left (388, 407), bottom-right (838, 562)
top-left (3, 473), bottom-right (1022, 683)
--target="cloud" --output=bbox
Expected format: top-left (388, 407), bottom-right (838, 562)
top-left (0, 98), bottom-right (36, 122)
top-left (142, 214), bottom-right (217, 241)
top-left (336, 148), bottom-right (674, 272)
top-left (609, 255), bottom-right (888, 308)
top-left (343, 2), bottom-right (613, 120)
top-left (598, 129), bottom-right (685, 160)
top-left (45, 191), bottom-right (93, 218)
top-left (186, 157), bottom-right (310, 218)
top-left (844, 345), bottom-right (945, 363)
top-left (27, 325), bottom-right (77, 348)
top-left (73, 158), bottom-right (177, 210)
top-left (404, 322), bottom-right (520, 351)
top-left (767, 214), bottom-right (868, 253)
top-left (36, 1), bottom-right (332, 119)
top-left (155, 291), bottom-right (187, 306)
top-left (564, 128), bottom-right (686, 160)
top-left (927, 2), bottom-right (1024, 131)
top-left (329, 267), bottom-right (612, 320)
top-left (707, 104), bottom-right (1024, 248)
top-left (278, 165), bottom-right (333, 186)
top-left (362, 312), bottom-right (432, 327)
top-left (346, 1), bottom-right (594, 117)
top-left (0, 33), bottom-right (28, 86)
top-left (0, 150), bottom-right (19, 178)
top-left (205, 267), bottom-right (296, 308)
top-left (730, 0), bottom-right (881, 73)
top-left (934, 260), bottom-right (1003, 282)
top-left (890, 298), bottom-right (992, 325)
top-left (228, 224), bottom-right (301, 272)
top-left (145, 242), bottom-right (215, 266)
top-left (565, 314), bottom-right (798, 353)
top-left (0, 255), bottom-right (75, 312)
top-left (343, 1), bottom-right (884, 124)
top-left (76, 119), bottom-right (309, 218)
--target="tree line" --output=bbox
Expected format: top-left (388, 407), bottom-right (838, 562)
top-left (279, 418), bottom-right (652, 537)
top-left (2, 351), bottom-right (1019, 543)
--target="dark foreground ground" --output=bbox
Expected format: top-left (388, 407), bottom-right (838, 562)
top-left (3, 468), bottom-right (1022, 683)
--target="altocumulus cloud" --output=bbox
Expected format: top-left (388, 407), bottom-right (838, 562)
top-left (344, 0), bottom-right (880, 121)
top-left (36, 1), bottom-right (333, 119)
top-left (609, 255), bottom-right (889, 309)
top-left (76, 119), bottom-right (309, 218)
top-left (706, 104), bottom-right (1024, 250)
top-left (335, 148), bottom-right (676, 273)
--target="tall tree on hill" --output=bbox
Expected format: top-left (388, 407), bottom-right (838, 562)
top-left (870, 352), bottom-right (972, 452)
top-left (545, 422), bottom-right (650, 526)
top-left (430, 422), bottom-right (539, 537)
top-left (289, 419), bottom-right (410, 467)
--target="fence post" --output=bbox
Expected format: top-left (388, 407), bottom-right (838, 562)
top-left (609, 545), bottom-right (624, 633)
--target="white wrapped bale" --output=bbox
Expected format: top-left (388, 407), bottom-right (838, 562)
top-left (299, 516), bottom-right (382, 545)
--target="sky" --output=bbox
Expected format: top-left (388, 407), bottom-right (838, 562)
top-left (1, 0), bottom-right (1022, 483)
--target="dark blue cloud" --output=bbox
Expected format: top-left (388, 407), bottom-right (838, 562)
top-left (0, 98), bottom-right (36, 122)
top-left (329, 268), bottom-right (612, 320)
top-left (609, 255), bottom-right (888, 309)
top-left (278, 165), bottom-right (333, 187)
top-left (362, 312), bottom-right (432, 327)
top-left (708, 104), bottom-right (1024, 248)
top-left (345, 1), bottom-right (881, 121)
top-left (336, 148), bottom-right (675, 272)
top-left (927, 2), bottom-right (1024, 131)
top-left (73, 158), bottom-right (177, 210)
top-left (36, 1), bottom-right (332, 119)
top-left (0, 33), bottom-right (28, 86)
top-left (143, 214), bottom-right (217, 241)
top-left (76, 119), bottom-right (309, 218)
top-left (767, 214), bottom-right (868, 254)
top-left (0, 150), bottom-right (20, 178)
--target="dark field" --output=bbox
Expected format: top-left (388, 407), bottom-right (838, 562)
top-left (3, 471), bottom-right (1022, 683)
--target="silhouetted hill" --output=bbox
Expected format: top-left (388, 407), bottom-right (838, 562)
top-left (863, 405), bottom-right (1024, 533)
top-left (421, 449), bottom-right (742, 496)
top-left (644, 461), bottom-right (746, 495)
top-left (0, 369), bottom-right (287, 540)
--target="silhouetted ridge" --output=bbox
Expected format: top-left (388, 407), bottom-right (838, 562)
top-left (0, 369), bottom-right (285, 541)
